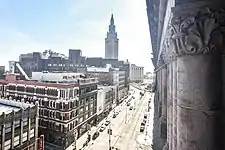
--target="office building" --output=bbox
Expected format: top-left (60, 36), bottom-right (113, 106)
top-left (130, 64), bottom-right (144, 83)
top-left (0, 99), bottom-right (38, 150)
top-left (0, 73), bottom-right (98, 150)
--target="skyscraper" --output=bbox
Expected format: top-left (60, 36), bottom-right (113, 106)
top-left (105, 14), bottom-right (119, 59)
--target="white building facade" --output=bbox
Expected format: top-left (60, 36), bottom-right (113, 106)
top-left (130, 64), bottom-right (144, 83)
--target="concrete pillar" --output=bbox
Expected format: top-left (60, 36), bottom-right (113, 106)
top-left (161, 67), bottom-right (167, 120)
top-left (1, 113), bottom-right (6, 150)
top-left (20, 111), bottom-right (24, 145)
top-left (176, 55), bottom-right (222, 150)
top-left (170, 2), bottom-right (224, 149)
top-left (11, 111), bottom-right (15, 149)
top-left (172, 61), bottom-right (177, 150)
top-left (163, 63), bottom-right (172, 150)
top-left (160, 67), bottom-right (167, 141)
top-left (169, 63), bottom-right (173, 150)
top-left (27, 107), bottom-right (31, 141)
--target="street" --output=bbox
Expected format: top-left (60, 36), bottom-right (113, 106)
top-left (79, 86), bottom-right (152, 150)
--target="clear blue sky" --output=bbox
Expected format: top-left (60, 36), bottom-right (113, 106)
top-left (0, 0), bottom-right (153, 72)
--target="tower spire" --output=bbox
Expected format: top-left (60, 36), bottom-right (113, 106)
top-left (109, 14), bottom-right (116, 34)
top-left (110, 14), bottom-right (114, 25)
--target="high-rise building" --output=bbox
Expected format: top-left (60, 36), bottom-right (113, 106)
top-left (105, 14), bottom-right (119, 60)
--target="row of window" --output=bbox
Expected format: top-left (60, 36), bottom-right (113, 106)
top-left (2, 129), bottom-right (35, 150)
top-left (39, 101), bottom-right (95, 121)
top-left (39, 108), bottom-right (96, 133)
top-left (47, 64), bottom-right (85, 67)
top-left (7, 85), bottom-right (58, 96)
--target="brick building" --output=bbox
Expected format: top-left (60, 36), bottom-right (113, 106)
top-left (0, 99), bottom-right (39, 150)
top-left (0, 73), bottom-right (98, 150)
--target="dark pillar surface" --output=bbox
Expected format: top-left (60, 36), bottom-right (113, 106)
top-left (169, 1), bottom-right (225, 149)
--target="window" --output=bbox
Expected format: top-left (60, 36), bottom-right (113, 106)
top-left (17, 86), bottom-right (25, 92)
top-left (36, 88), bottom-right (45, 95)
top-left (23, 118), bottom-right (28, 126)
top-left (26, 87), bottom-right (34, 93)
top-left (5, 123), bottom-right (11, 133)
top-left (8, 85), bottom-right (16, 91)
top-left (56, 112), bottom-right (61, 119)
top-left (69, 89), bottom-right (73, 98)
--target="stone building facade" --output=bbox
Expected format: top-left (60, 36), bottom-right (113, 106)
top-left (0, 74), bottom-right (98, 150)
top-left (17, 49), bottom-right (86, 76)
top-left (147, 0), bottom-right (225, 150)
top-left (0, 99), bottom-right (39, 150)
top-left (129, 64), bottom-right (144, 83)
top-left (97, 86), bottom-right (115, 122)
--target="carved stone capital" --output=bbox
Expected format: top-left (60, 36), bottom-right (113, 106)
top-left (170, 3), bottom-right (225, 57)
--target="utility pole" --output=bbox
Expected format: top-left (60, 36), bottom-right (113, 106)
top-left (108, 124), bottom-right (112, 150)
top-left (73, 129), bottom-right (77, 150)
top-left (125, 105), bottom-right (127, 124)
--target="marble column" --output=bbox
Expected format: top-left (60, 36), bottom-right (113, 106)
top-left (170, 2), bottom-right (225, 149)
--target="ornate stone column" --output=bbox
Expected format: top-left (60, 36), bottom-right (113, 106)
top-left (170, 2), bottom-right (225, 150)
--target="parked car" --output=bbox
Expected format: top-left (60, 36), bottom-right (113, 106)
top-left (144, 114), bottom-right (148, 119)
top-left (143, 119), bottom-right (147, 124)
top-left (141, 122), bottom-right (145, 126)
top-left (129, 106), bottom-right (133, 110)
top-left (140, 126), bottom-right (145, 132)
top-left (92, 131), bottom-right (100, 140)
top-left (83, 140), bottom-right (89, 147)
top-left (113, 114), bottom-right (117, 118)
top-left (105, 120), bottom-right (110, 126)
top-left (99, 126), bottom-right (106, 132)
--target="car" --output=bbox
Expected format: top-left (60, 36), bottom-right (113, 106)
top-left (144, 114), bottom-right (148, 119)
top-left (113, 114), bottom-right (117, 118)
top-left (143, 119), bottom-right (147, 124)
top-left (140, 126), bottom-right (145, 132)
top-left (141, 122), bottom-right (145, 126)
top-left (92, 131), bottom-right (100, 140)
top-left (129, 106), bottom-right (133, 110)
top-left (105, 120), bottom-right (110, 126)
top-left (99, 126), bottom-right (106, 132)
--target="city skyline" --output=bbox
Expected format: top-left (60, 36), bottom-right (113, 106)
top-left (0, 0), bottom-right (153, 72)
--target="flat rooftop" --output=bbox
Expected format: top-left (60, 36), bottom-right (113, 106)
top-left (0, 99), bottom-right (34, 115)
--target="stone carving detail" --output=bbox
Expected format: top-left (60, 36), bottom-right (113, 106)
top-left (164, 24), bottom-right (177, 62)
top-left (170, 8), bottom-right (225, 56)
